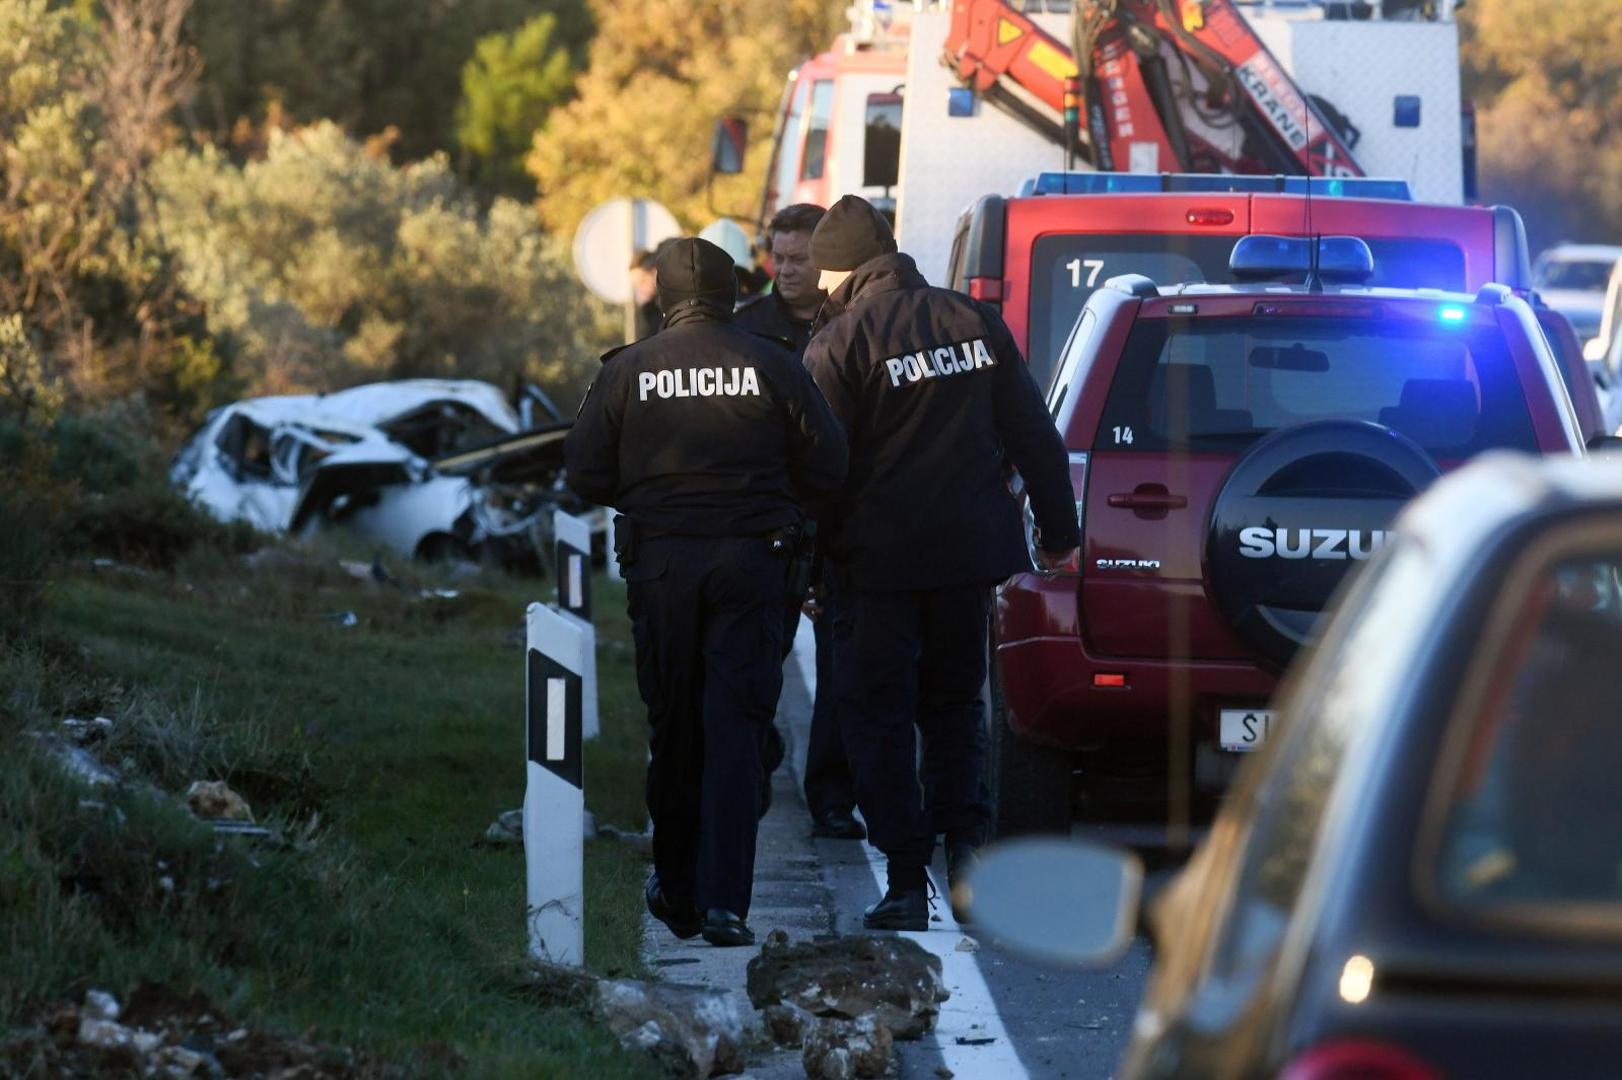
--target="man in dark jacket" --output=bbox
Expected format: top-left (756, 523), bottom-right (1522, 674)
top-left (734, 203), bottom-right (826, 352)
top-left (737, 203), bottom-right (865, 842)
top-left (804, 195), bottom-right (1079, 930)
top-left (566, 238), bottom-right (847, 947)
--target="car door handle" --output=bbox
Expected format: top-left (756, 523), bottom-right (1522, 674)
top-left (1107, 491), bottom-right (1188, 511)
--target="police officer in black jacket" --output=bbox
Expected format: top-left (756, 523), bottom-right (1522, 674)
top-left (737, 203), bottom-right (866, 842)
top-left (566, 238), bottom-right (848, 947)
top-left (804, 196), bottom-right (1080, 930)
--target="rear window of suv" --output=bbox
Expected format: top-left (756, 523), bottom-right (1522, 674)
top-left (1095, 314), bottom-right (1539, 457)
top-left (1028, 233), bottom-right (1468, 387)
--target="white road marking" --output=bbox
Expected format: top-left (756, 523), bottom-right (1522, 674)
top-left (791, 616), bottom-right (1030, 1079)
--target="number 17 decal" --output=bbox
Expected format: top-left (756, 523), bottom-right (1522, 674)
top-left (1066, 257), bottom-right (1106, 289)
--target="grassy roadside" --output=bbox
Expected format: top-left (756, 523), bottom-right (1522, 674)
top-left (1, 541), bottom-right (654, 1076)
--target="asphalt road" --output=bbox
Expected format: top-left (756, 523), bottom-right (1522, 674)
top-left (781, 617), bottom-right (1182, 1080)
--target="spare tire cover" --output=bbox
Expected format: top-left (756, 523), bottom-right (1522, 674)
top-left (1205, 419), bottom-right (1439, 668)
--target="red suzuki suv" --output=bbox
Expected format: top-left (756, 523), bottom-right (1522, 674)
top-left (990, 235), bottom-right (1588, 835)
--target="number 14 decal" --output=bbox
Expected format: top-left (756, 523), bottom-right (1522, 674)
top-left (1112, 425), bottom-right (1134, 445)
top-left (1066, 257), bottom-right (1105, 288)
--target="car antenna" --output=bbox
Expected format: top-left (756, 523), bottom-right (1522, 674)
top-left (1303, 95), bottom-right (1322, 294)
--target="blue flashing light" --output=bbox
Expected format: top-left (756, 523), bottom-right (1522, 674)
top-left (1230, 234), bottom-right (1374, 283)
top-left (1438, 304), bottom-right (1469, 323)
top-left (1025, 173), bottom-right (1414, 201)
top-left (946, 87), bottom-right (977, 118)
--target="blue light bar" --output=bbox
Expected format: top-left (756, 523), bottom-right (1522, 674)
top-left (1438, 304), bottom-right (1468, 323)
top-left (1026, 173), bottom-right (1414, 201)
top-left (1230, 234), bottom-right (1375, 283)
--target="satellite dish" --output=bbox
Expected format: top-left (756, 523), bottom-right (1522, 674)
top-left (572, 197), bottom-right (682, 304)
top-left (698, 218), bottom-right (755, 271)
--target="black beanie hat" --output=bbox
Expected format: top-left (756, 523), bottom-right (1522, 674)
top-left (655, 237), bottom-right (737, 316)
top-left (810, 195), bottom-right (897, 272)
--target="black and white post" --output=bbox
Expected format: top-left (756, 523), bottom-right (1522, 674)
top-left (552, 509), bottom-right (599, 740)
top-left (523, 602), bottom-right (587, 966)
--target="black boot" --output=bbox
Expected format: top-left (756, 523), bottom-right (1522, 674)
top-left (863, 867), bottom-right (931, 931)
top-left (646, 876), bottom-right (701, 940)
top-left (945, 841), bottom-right (980, 925)
top-left (701, 909), bottom-right (755, 947)
top-left (810, 808), bottom-right (866, 840)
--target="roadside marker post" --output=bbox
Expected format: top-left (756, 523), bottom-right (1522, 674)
top-left (524, 602), bottom-right (587, 966)
top-left (553, 510), bottom-right (593, 622)
top-left (552, 510), bottom-right (600, 740)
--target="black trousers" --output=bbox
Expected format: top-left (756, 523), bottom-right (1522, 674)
top-left (781, 593), bottom-right (858, 818)
top-left (628, 536), bottom-right (786, 916)
top-left (831, 580), bottom-right (992, 871)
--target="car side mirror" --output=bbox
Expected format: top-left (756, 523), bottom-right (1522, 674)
top-left (966, 837), bottom-right (1142, 966)
top-left (710, 117), bottom-right (748, 176)
top-left (1585, 337), bottom-right (1607, 363)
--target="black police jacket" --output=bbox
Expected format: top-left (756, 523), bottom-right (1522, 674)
top-left (733, 290), bottom-right (816, 359)
top-left (804, 252), bottom-right (1080, 591)
top-left (565, 306), bottom-right (848, 538)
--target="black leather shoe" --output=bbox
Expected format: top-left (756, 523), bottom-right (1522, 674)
top-left (810, 808), bottom-right (867, 840)
top-left (700, 909), bottom-right (755, 947)
top-left (946, 842), bottom-right (979, 925)
top-left (863, 886), bottom-right (929, 931)
top-left (646, 877), bottom-right (701, 940)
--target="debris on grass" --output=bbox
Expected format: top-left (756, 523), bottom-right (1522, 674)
top-left (1, 985), bottom-right (362, 1078)
top-left (27, 733), bottom-right (120, 787)
top-left (185, 780), bottom-right (254, 822)
top-left (594, 978), bottom-right (747, 1079)
top-left (61, 715), bottom-right (114, 744)
top-left (320, 610), bottom-right (359, 628)
top-left (596, 823), bottom-right (653, 855)
top-left (516, 962), bottom-right (747, 1078)
top-left (482, 808), bottom-right (599, 846)
top-left (90, 557), bottom-right (152, 578)
top-left (484, 809), bottom-right (525, 845)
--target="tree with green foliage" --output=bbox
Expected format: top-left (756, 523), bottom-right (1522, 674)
top-left (147, 122), bottom-right (610, 402)
top-left (457, 12), bottom-right (576, 197)
top-left (185, 0), bottom-right (592, 167)
top-left (0, 0), bottom-right (219, 422)
top-left (1462, 0), bottom-right (1622, 249)
top-left (527, 0), bottom-right (842, 237)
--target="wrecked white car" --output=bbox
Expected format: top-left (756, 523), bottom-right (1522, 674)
top-left (171, 380), bottom-right (596, 570)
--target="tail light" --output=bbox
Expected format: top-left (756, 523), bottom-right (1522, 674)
top-left (1280, 1039), bottom-right (1443, 1080)
top-left (1023, 452), bottom-right (1088, 576)
top-left (968, 277), bottom-right (1004, 303)
top-left (1186, 207), bottom-right (1235, 226)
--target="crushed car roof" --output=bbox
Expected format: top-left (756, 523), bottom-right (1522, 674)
top-left (211, 379), bottom-right (521, 436)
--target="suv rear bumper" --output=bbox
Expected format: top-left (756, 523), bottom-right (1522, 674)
top-left (994, 572), bottom-right (1278, 749)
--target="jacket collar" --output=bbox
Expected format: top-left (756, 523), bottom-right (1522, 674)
top-left (816, 252), bottom-right (925, 329)
top-left (662, 301), bottom-right (730, 329)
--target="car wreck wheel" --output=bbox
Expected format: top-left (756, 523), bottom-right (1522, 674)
top-left (415, 532), bottom-right (477, 566)
top-left (1205, 419), bottom-right (1440, 668)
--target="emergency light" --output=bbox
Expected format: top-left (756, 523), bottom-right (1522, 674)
top-left (1021, 173), bottom-right (1413, 201)
top-left (1229, 235), bottom-right (1375, 284)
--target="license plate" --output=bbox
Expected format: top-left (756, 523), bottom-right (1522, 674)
top-left (1219, 708), bottom-right (1275, 752)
